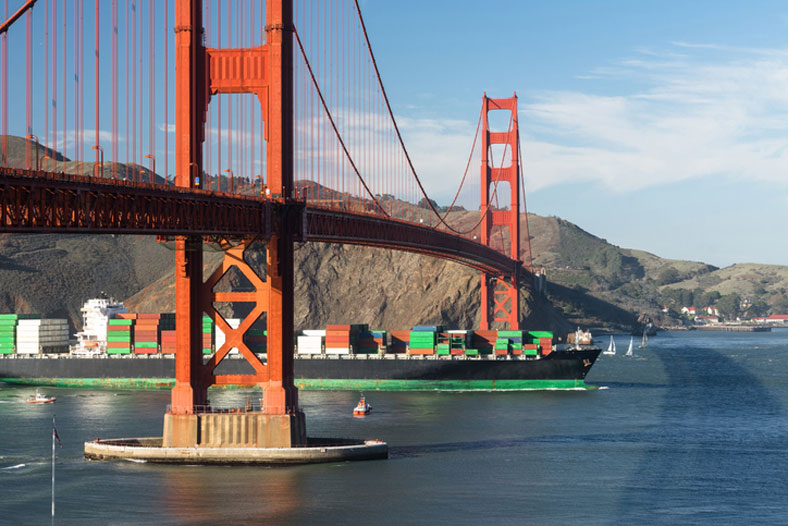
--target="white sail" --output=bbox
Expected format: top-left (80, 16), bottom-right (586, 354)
top-left (625, 337), bottom-right (634, 356)
top-left (638, 328), bottom-right (648, 349)
top-left (604, 335), bottom-right (616, 355)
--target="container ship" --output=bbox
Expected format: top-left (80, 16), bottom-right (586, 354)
top-left (0, 300), bottom-right (600, 391)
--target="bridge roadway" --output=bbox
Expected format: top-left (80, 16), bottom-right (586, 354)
top-left (0, 167), bottom-right (523, 279)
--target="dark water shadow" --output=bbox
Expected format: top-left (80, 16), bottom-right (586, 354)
top-left (389, 431), bottom-right (646, 459)
top-left (612, 346), bottom-right (788, 525)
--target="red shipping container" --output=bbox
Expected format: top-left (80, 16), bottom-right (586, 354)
top-left (450, 349), bottom-right (464, 356)
top-left (115, 313), bottom-right (137, 319)
top-left (326, 324), bottom-right (351, 331)
top-left (408, 348), bottom-right (434, 355)
top-left (107, 341), bottom-right (131, 348)
top-left (511, 349), bottom-right (523, 355)
top-left (523, 344), bottom-right (539, 350)
top-left (134, 330), bottom-right (158, 338)
top-left (107, 325), bottom-right (131, 332)
top-left (136, 313), bottom-right (162, 320)
top-left (134, 347), bottom-right (158, 354)
top-left (494, 349), bottom-right (509, 355)
top-left (541, 345), bottom-right (553, 356)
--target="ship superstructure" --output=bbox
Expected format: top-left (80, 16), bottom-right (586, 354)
top-left (71, 298), bottom-right (128, 355)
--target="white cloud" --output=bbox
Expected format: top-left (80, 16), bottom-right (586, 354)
top-left (519, 44), bottom-right (788, 193)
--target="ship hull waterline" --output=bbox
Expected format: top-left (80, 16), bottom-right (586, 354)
top-left (0, 348), bottom-right (601, 391)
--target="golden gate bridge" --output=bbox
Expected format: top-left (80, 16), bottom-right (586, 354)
top-left (0, 0), bottom-right (533, 452)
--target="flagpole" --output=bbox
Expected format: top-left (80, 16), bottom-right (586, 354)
top-left (51, 414), bottom-right (55, 524)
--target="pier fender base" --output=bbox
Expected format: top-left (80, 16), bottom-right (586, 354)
top-left (163, 411), bottom-right (307, 448)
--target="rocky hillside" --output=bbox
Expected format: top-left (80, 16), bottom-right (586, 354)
top-left (3, 134), bottom-right (786, 331)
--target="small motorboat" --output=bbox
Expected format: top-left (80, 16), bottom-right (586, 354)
top-left (352, 394), bottom-right (371, 417)
top-left (25, 391), bottom-right (56, 404)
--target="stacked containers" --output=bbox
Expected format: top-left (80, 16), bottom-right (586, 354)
top-left (16, 318), bottom-right (70, 354)
top-left (297, 330), bottom-right (324, 354)
top-left (493, 336), bottom-right (510, 355)
top-left (389, 330), bottom-right (410, 354)
top-left (325, 324), bottom-right (363, 354)
top-left (371, 330), bottom-right (387, 353)
top-left (448, 330), bottom-right (468, 356)
top-left (0, 314), bottom-right (21, 354)
top-left (409, 326), bottom-right (440, 355)
top-left (356, 329), bottom-right (379, 354)
top-left (436, 331), bottom-right (450, 356)
top-left (201, 316), bottom-right (214, 354)
top-left (133, 313), bottom-right (160, 354)
top-left (471, 330), bottom-right (497, 355)
top-left (528, 331), bottom-right (554, 356)
top-left (107, 316), bottom-right (134, 354)
top-left (497, 330), bottom-right (524, 356)
top-left (160, 314), bottom-right (177, 355)
top-left (246, 327), bottom-right (267, 354)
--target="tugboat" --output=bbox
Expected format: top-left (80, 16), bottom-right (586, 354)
top-left (25, 390), bottom-right (56, 404)
top-left (353, 394), bottom-right (371, 417)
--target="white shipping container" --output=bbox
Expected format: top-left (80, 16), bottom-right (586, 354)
top-left (302, 330), bottom-right (326, 337)
top-left (325, 347), bottom-right (350, 355)
top-left (297, 335), bottom-right (323, 354)
top-left (17, 321), bottom-right (68, 328)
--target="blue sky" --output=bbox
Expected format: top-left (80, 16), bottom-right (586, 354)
top-left (3, 1), bottom-right (787, 268)
top-left (359, 0), bottom-right (788, 268)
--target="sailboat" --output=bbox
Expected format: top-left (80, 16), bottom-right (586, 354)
top-left (603, 335), bottom-right (616, 355)
top-left (638, 327), bottom-right (648, 349)
top-left (625, 336), bottom-right (634, 357)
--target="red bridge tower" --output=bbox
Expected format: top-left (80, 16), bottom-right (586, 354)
top-left (480, 95), bottom-right (521, 330)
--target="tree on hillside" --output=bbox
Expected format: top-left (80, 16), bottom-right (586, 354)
top-left (717, 293), bottom-right (741, 320)
top-left (657, 267), bottom-right (680, 285)
top-left (697, 290), bottom-right (721, 307)
top-left (418, 197), bottom-right (438, 210)
top-left (772, 295), bottom-right (788, 314)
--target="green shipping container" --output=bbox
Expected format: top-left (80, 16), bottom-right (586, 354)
top-left (528, 331), bottom-right (554, 339)
top-left (524, 348), bottom-right (538, 356)
top-left (108, 319), bottom-right (133, 326)
top-left (497, 330), bottom-right (523, 338)
top-left (107, 335), bottom-right (131, 342)
top-left (465, 349), bottom-right (479, 356)
top-left (436, 348), bottom-right (450, 355)
top-left (134, 341), bottom-right (158, 348)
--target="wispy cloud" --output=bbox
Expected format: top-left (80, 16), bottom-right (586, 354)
top-left (519, 43), bottom-right (788, 193)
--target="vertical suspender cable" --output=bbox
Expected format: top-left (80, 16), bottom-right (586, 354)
top-left (137, 0), bottom-right (141, 179)
top-left (217, 0), bottom-right (221, 191)
top-left (45, 0), bottom-right (49, 152)
top-left (52, 0), bottom-right (57, 161)
top-left (95, 0), bottom-right (99, 173)
top-left (125, 0), bottom-right (129, 177)
top-left (131, 0), bottom-right (136, 180)
top-left (227, 0), bottom-right (232, 193)
top-left (2, 0), bottom-right (7, 166)
top-left (112, 0), bottom-right (117, 178)
top-left (163, 0), bottom-right (168, 183)
top-left (148, 0), bottom-right (153, 183)
top-left (25, 8), bottom-right (31, 169)
top-left (79, 0), bottom-right (84, 171)
top-left (62, 0), bottom-right (65, 167)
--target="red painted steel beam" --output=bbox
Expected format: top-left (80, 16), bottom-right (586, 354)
top-left (305, 207), bottom-right (520, 279)
top-left (0, 166), bottom-right (523, 279)
top-left (0, 167), bottom-right (272, 235)
top-left (0, 0), bottom-right (38, 36)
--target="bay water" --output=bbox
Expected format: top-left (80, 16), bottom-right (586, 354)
top-left (2, 329), bottom-right (788, 525)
